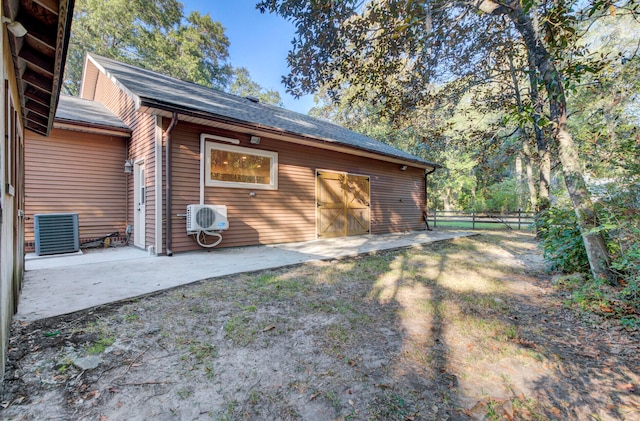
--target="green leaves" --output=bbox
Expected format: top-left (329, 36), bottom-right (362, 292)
top-left (535, 206), bottom-right (591, 273)
top-left (65, 0), bottom-right (231, 94)
top-left (229, 67), bottom-right (283, 106)
top-left (521, 0), bottom-right (537, 14)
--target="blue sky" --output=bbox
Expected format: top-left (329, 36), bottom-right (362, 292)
top-left (181, 0), bottom-right (315, 114)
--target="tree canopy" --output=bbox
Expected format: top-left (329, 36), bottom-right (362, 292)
top-left (64, 0), bottom-right (282, 106)
top-left (230, 68), bottom-right (284, 107)
top-left (258, 0), bottom-right (640, 284)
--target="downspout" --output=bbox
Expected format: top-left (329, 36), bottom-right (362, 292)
top-left (125, 141), bottom-right (129, 244)
top-left (424, 167), bottom-right (437, 230)
top-left (165, 113), bottom-right (179, 256)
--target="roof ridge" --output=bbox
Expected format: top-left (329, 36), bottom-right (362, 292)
top-left (86, 53), bottom-right (440, 168)
top-left (88, 53), bottom-right (288, 110)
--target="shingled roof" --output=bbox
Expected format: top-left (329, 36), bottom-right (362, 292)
top-left (56, 95), bottom-right (130, 132)
top-left (83, 54), bottom-right (439, 169)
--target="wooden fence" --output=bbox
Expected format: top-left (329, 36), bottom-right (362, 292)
top-left (425, 210), bottom-right (535, 230)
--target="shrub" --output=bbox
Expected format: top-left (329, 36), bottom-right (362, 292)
top-left (536, 198), bottom-right (639, 329)
top-left (534, 206), bottom-right (589, 273)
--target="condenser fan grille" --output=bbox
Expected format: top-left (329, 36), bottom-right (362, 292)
top-left (186, 204), bottom-right (228, 233)
top-left (196, 207), bottom-right (216, 229)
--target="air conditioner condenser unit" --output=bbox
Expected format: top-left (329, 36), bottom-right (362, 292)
top-left (186, 204), bottom-right (229, 234)
top-left (34, 213), bottom-right (80, 255)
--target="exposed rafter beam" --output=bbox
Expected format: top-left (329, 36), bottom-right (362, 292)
top-left (19, 49), bottom-right (55, 75)
top-left (6, 0), bottom-right (74, 136)
top-left (26, 110), bottom-right (49, 126)
top-left (26, 120), bottom-right (47, 135)
top-left (25, 99), bottom-right (50, 118)
top-left (22, 70), bottom-right (53, 92)
top-left (24, 86), bottom-right (51, 106)
top-left (21, 20), bottom-right (57, 53)
top-left (32, 0), bottom-right (59, 14)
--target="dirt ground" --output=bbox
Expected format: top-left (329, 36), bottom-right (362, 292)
top-left (1, 231), bottom-right (639, 420)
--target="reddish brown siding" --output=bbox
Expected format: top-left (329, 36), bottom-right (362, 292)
top-left (25, 129), bottom-right (127, 245)
top-left (169, 123), bottom-right (426, 252)
top-left (87, 69), bottom-right (157, 249)
top-left (82, 61), bottom-right (427, 255)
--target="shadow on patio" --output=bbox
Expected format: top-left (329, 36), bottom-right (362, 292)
top-left (18, 229), bottom-right (474, 322)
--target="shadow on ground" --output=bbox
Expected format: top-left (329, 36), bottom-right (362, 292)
top-left (2, 231), bottom-right (638, 420)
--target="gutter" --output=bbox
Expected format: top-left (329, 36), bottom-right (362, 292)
top-left (53, 120), bottom-right (131, 137)
top-left (165, 113), bottom-right (179, 256)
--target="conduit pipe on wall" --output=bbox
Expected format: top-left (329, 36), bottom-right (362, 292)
top-left (165, 113), bottom-right (179, 256)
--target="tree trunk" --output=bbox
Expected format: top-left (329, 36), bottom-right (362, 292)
top-left (522, 141), bottom-right (537, 210)
top-left (443, 187), bottom-right (453, 211)
top-left (507, 5), bottom-right (616, 284)
top-left (506, 49), bottom-right (545, 212)
top-left (537, 140), bottom-right (551, 210)
top-left (556, 124), bottom-right (613, 279)
top-left (525, 48), bottom-right (550, 210)
top-left (515, 151), bottom-right (523, 210)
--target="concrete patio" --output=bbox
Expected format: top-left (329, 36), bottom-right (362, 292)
top-left (18, 229), bottom-right (474, 322)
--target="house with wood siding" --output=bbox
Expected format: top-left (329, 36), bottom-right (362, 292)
top-left (26, 53), bottom-right (440, 256)
top-left (24, 95), bottom-right (131, 251)
top-left (1, 0), bottom-right (74, 380)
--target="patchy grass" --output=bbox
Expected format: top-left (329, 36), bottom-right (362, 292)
top-left (552, 273), bottom-right (640, 332)
top-left (86, 336), bottom-right (115, 355)
top-left (2, 231), bottom-right (638, 421)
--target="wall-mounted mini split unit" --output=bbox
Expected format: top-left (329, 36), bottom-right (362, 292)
top-left (34, 213), bottom-right (80, 256)
top-left (186, 204), bottom-right (229, 234)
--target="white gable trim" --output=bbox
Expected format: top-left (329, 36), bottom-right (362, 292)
top-left (82, 54), bottom-right (142, 109)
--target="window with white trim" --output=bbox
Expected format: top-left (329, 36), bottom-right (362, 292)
top-left (205, 141), bottom-right (278, 190)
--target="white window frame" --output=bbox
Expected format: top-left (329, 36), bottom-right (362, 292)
top-left (204, 141), bottom-right (278, 190)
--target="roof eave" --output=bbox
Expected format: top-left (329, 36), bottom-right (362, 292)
top-left (53, 118), bottom-right (131, 137)
top-left (139, 98), bottom-right (441, 170)
top-left (4, 0), bottom-right (75, 136)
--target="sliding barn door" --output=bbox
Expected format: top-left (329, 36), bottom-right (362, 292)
top-left (317, 171), bottom-right (370, 238)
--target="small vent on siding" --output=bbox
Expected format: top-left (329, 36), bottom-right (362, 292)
top-left (34, 213), bottom-right (80, 256)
